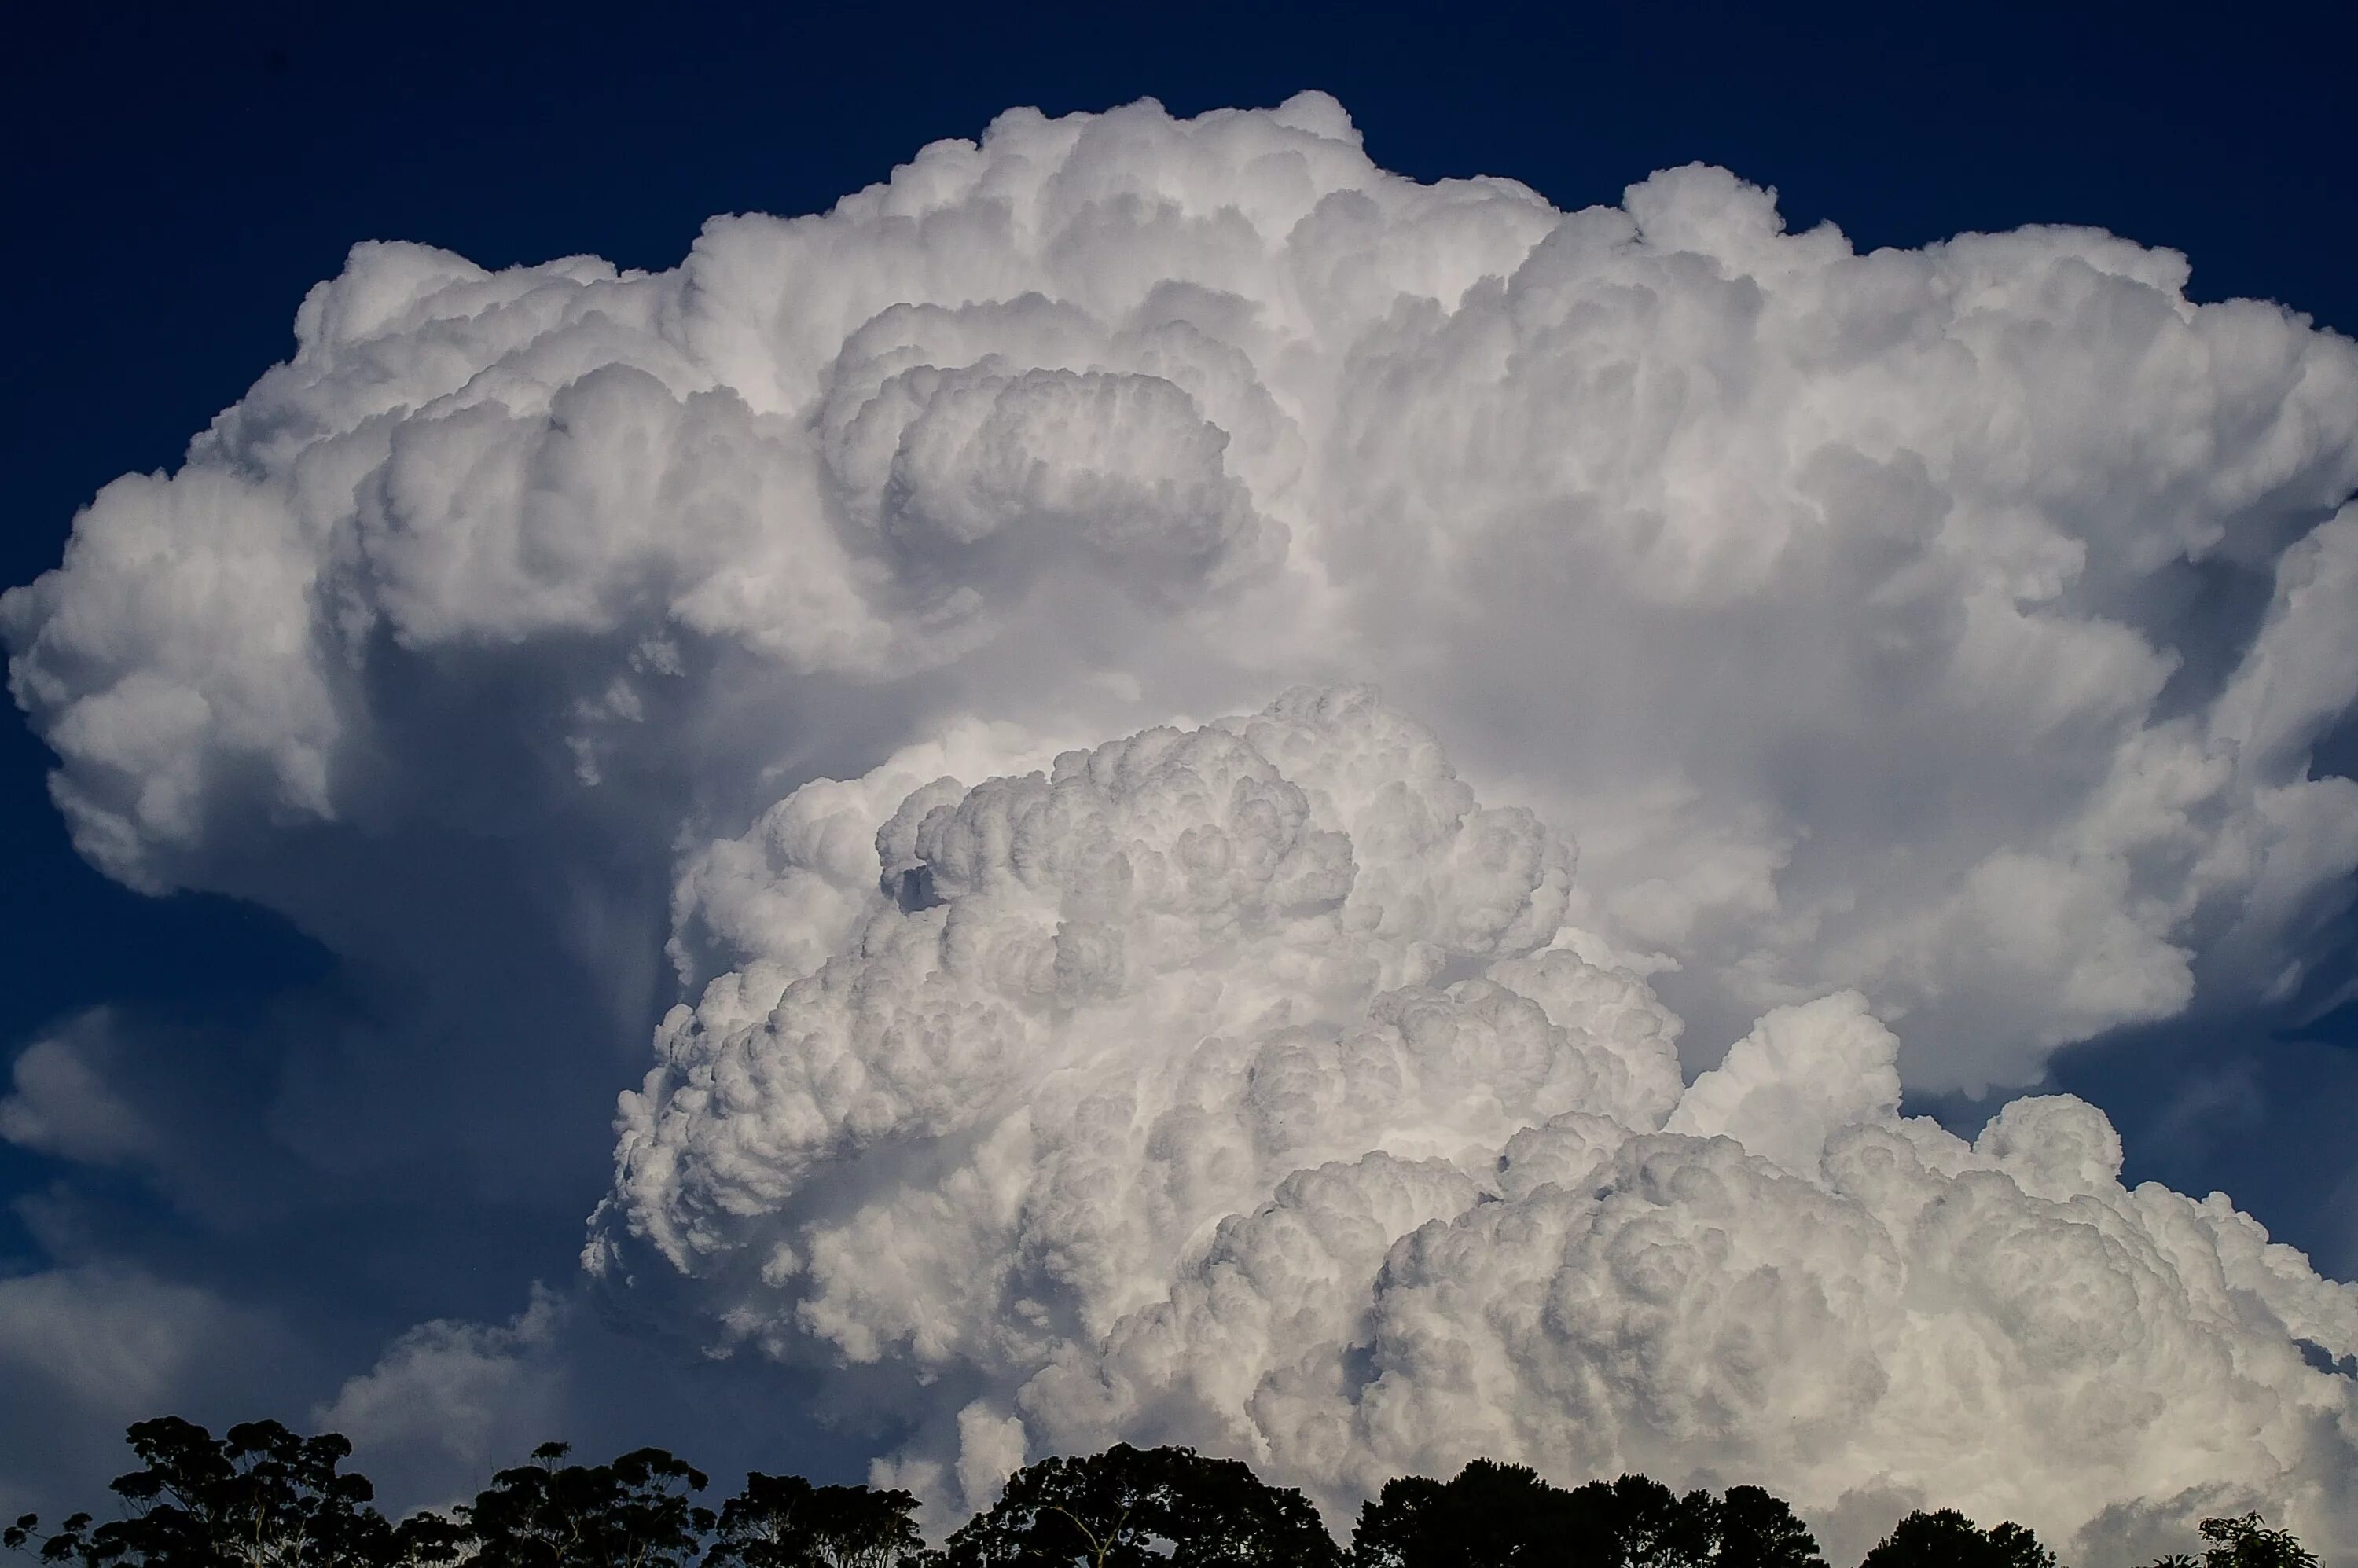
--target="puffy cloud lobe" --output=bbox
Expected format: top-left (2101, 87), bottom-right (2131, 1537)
top-left (0, 1012), bottom-right (162, 1169)
top-left (313, 1287), bottom-right (568, 1510)
top-left (596, 692), bottom-right (2358, 1561)
top-left (829, 360), bottom-right (1281, 596)
top-left (665, 717), bottom-right (1074, 994)
top-left (1333, 1098), bottom-right (2356, 1562)
top-left (594, 692), bottom-right (1592, 1327)
top-left (1663, 991), bottom-right (1900, 1177)
top-left (6, 96), bottom-right (2357, 1084)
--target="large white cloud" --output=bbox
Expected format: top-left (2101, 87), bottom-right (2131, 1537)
top-left (9, 89), bottom-right (2358, 1555)
top-left (592, 689), bottom-right (2358, 1562)
top-left (9, 94), bottom-right (2357, 1088)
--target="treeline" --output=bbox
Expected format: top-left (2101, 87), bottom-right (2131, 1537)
top-left (3, 1416), bottom-right (2320, 1568)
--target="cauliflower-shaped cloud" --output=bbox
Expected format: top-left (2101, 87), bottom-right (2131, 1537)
top-left (593, 691), bottom-right (2358, 1562)
top-left (9, 94), bottom-right (2358, 1089)
top-left (10, 88), bottom-right (2358, 1562)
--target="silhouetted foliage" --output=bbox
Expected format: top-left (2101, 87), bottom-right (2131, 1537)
top-left (2, 1413), bottom-right (2329, 1568)
top-left (1859, 1511), bottom-right (2052, 1568)
top-left (2147, 1515), bottom-right (2320, 1568)
top-left (945, 1444), bottom-right (1340, 1568)
top-left (706, 1472), bottom-right (932, 1568)
top-left (454, 1441), bottom-right (713, 1568)
top-left (1350, 1461), bottom-right (1802, 1568)
top-left (1, 1418), bottom-right (399, 1568)
top-left (1710, 1486), bottom-right (1827, 1568)
top-left (1353, 1459), bottom-right (1571, 1568)
top-left (1586, 1473), bottom-right (1718, 1568)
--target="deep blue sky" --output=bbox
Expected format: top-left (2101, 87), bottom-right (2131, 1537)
top-left (5, 0), bottom-right (2357, 1463)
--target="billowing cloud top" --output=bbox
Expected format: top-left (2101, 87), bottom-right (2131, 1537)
top-left (8, 90), bottom-right (2358, 1558)
top-left (9, 93), bottom-right (2358, 1088)
top-left (592, 688), bottom-right (2358, 1561)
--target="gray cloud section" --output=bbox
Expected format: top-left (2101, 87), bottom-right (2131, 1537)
top-left (0, 1265), bottom-right (303, 1522)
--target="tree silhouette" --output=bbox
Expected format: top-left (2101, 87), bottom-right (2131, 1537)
top-left (706, 1473), bottom-right (931, 1568)
top-left (9, 1412), bottom-right (2315, 1568)
top-left (457, 1441), bottom-right (714, 1568)
top-left (1353, 1459), bottom-right (1577, 1568)
top-left (2147, 1515), bottom-right (2320, 1568)
top-left (1578, 1473), bottom-right (1718, 1568)
top-left (946, 1445), bottom-right (1339, 1568)
top-left (1709, 1486), bottom-right (1825, 1568)
top-left (1350, 1462), bottom-right (1792, 1568)
top-left (2, 1418), bottom-right (399, 1568)
top-left (1858, 1511), bottom-right (2052, 1568)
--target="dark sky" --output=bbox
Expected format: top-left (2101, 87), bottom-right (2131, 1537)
top-left (4, 0), bottom-right (2356, 1512)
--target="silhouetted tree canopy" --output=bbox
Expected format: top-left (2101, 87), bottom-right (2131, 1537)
top-left (707, 1472), bottom-right (930, 1568)
top-left (0, 1414), bottom-right (2325, 1568)
top-left (1710, 1486), bottom-right (1827, 1568)
top-left (1350, 1461), bottom-right (1820, 1568)
top-left (457, 1441), bottom-right (712, 1568)
top-left (2150, 1515), bottom-right (2321, 1568)
top-left (944, 1444), bottom-right (1339, 1568)
top-left (1354, 1459), bottom-right (1561, 1568)
top-left (0, 1417), bottom-right (404, 1568)
top-left (1859, 1510), bottom-right (2052, 1568)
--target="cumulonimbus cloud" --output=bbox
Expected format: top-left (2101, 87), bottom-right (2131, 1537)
top-left (11, 93), bottom-right (2358, 1088)
top-left (7, 91), bottom-right (2358, 1557)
